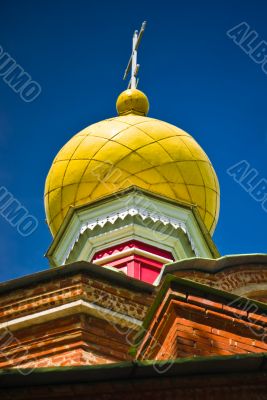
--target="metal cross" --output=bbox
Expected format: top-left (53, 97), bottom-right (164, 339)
top-left (123, 21), bottom-right (146, 89)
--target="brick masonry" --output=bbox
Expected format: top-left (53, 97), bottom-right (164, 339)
top-left (169, 264), bottom-right (267, 301)
top-left (0, 268), bottom-right (154, 368)
top-left (1, 260), bottom-right (267, 371)
top-left (137, 283), bottom-right (267, 361)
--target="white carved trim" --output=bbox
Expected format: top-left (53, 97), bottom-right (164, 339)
top-left (0, 299), bottom-right (142, 333)
top-left (78, 224), bottom-right (187, 269)
top-left (48, 192), bottom-right (213, 267)
top-left (63, 207), bottom-right (198, 265)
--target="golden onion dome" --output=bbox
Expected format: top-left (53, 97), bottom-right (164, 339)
top-left (44, 89), bottom-right (220, 237)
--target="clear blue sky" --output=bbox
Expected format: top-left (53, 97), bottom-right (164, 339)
top-left (0, 0), bottom-right (267, 281)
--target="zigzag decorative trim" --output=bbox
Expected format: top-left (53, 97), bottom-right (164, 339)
top-left (63, 207), bottom-right (199, 264)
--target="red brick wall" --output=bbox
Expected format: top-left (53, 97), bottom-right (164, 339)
top-left (0, 313), bottom-right (138, 369)
top-left (0, 271), bottom-right (154, 368)
top-left (138, 287), bottom-right (267, 361)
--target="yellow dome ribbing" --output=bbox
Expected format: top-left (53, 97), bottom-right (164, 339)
top-left (45, 89), bottom-right (220, 237)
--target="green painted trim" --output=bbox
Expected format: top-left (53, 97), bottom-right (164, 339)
top-left (191, 206), bottom-right (220, 258)
top-left (163, 253), bottom-right (267, 275)
top-left (46, 186), bottom-right (220, 262)
top-left (1, 352), bottom-right (267, 388)
top-left (0, 361), bottom-right (134, 376)
top-left (0, 352), bottom-right (263, 376)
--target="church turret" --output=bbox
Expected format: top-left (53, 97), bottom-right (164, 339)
top-left (44, 23), bottom-right (220, 283)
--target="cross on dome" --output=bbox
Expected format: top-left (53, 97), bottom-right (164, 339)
top-left (123, 21), bottom-right (146, 89)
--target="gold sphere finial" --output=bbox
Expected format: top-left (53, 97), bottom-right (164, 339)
top-left (116, 89), bottom-right (149, 116)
